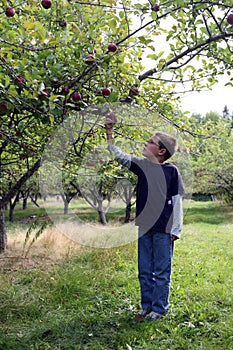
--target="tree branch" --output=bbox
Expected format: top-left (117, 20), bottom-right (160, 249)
top-left (139, 31), bottom-right (233, 81)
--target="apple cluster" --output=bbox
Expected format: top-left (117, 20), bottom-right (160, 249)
top-left (5, 0), bottom-right (52, 17)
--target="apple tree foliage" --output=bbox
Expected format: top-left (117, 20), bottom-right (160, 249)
top-left (1, 0), bottom-right (233, 252)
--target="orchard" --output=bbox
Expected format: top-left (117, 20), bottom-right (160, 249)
top-left (1, 0), bottom-right (233, 252)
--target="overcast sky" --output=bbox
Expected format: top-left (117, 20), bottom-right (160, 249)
top-left (180, 78), bottom-right (233, 116)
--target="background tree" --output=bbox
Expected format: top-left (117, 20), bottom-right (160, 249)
top-left (188, 109), bottom-right (233, 200)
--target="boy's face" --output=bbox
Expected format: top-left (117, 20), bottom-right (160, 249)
top-left (142, 135), bottom-right (161, 158)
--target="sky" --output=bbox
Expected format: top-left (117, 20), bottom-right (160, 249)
top-left (180, 78), bottom-right (233, 116)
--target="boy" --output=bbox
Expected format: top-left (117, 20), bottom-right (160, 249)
top-left (105, 114), bottom-right (185, 320)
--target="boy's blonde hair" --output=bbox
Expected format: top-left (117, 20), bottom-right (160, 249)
top-left (154, 131), bottom-right (178, 160)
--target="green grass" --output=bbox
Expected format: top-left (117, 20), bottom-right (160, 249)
top-left (0, 201), bottom-right (232, 349)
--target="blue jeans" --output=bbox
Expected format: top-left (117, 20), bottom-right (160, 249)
top-left (138, 229), bottom-right (174, 314)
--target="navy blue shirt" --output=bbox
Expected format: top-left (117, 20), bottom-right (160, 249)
top-left (130, 157), bottom-right (184, 233)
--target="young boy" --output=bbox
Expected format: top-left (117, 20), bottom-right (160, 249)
top-left (105, 114), bottom-right (185, 320)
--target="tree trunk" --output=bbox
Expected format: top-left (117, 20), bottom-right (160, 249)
top-left (124, 202), bottom-right (131, 223)
top-left (23, 196), bottom-right (27, 210)
top-left (9, 192), bottom-right (20, 222)
top-left (64, 200), bottom-right (69, 214)
top-left (98, 210), bottom-right (107, 225)
top-left (0, 208), bottom-right (7, 253)
top-left (9, 203), bottom-right (14, 222)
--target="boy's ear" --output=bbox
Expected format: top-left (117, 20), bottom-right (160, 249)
top-left (159, 148), bottom-right (166, 156)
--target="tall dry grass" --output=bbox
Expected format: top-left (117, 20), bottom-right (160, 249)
top-left (5, 226), bottom-right (80, 261)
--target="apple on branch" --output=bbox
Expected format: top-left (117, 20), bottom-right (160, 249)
top-left (108, 43), bottom-right (117, 52)
top-left (102, 87), bottom-right (111, 97)
top-left (5, 7), bottom-right (15, 17)
top-left (151, 3), bottom-right (160, 12)
top-left (227, 14), bottom-right (233, 25)
top-left (71, 92), bottom-right (82, 101)
top-left (42, 0), bottom-right (52, 9)
top-left (61, 86), bottom-right (70, 95)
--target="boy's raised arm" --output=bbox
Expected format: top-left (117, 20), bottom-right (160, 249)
top-left (104, 113), bottom-right (131, 169)
top-left (104, 112), bottom-right (117, 144)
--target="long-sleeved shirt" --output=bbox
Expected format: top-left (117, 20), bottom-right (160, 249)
top-left (108, 144), bottom-right (185, 238)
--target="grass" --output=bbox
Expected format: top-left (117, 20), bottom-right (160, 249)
top-left (0, 201), bottom-right (232, 349)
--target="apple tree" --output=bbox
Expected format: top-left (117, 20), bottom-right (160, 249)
top-left (0, 0), bottom-right (144, 252)
top-left (1, 0), bottom-right (233, 252)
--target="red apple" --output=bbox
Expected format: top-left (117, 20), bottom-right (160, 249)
top-left (108, 43), bottom-right (117, 52)
top-left (102, 88), bottom-right (111, 96)
top-left (0, 102), bottom-right (8, 113)
top-left (61, 86), bottom-right (70, 95)
top-left (71, 92), bottom-right (82, 101)
top-left (59, 19), bottom-right (67, 27)
top-left (14, 76), bottom-right (25, 86)
top-left (151, 3), bottom-right (160, 11)
top-left (130, 86), bottom-right (139, 95)
top-left (227, 14), bottom-right (233, 25)
top-left (5, 7), bottom-right (15, 17)
top-left (16, 130), bottom-right (22, 137)
top-left (42, 0), bottom-right (52, 9)
top-left (85, 54), bottom-right (95, 64)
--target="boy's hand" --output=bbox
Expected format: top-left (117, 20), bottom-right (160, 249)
top-left (105, 112), bottom-right (117, 143)
top-left (104, 112), bottom-right (117, 129)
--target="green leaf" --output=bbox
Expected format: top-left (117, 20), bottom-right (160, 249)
top-left (151, 11), bottom-right (158, 21)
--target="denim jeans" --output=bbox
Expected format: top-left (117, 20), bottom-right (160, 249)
top-left (138, 229), bottom-right (174, 314)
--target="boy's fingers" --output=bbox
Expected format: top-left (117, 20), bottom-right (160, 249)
top-left (105, 123), bottom-right (114, 130)
top-left (105, 112), bottom-right (117, 125)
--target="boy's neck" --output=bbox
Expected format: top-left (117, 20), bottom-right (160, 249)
top-left (146, 154), bottom-right (164, 164)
